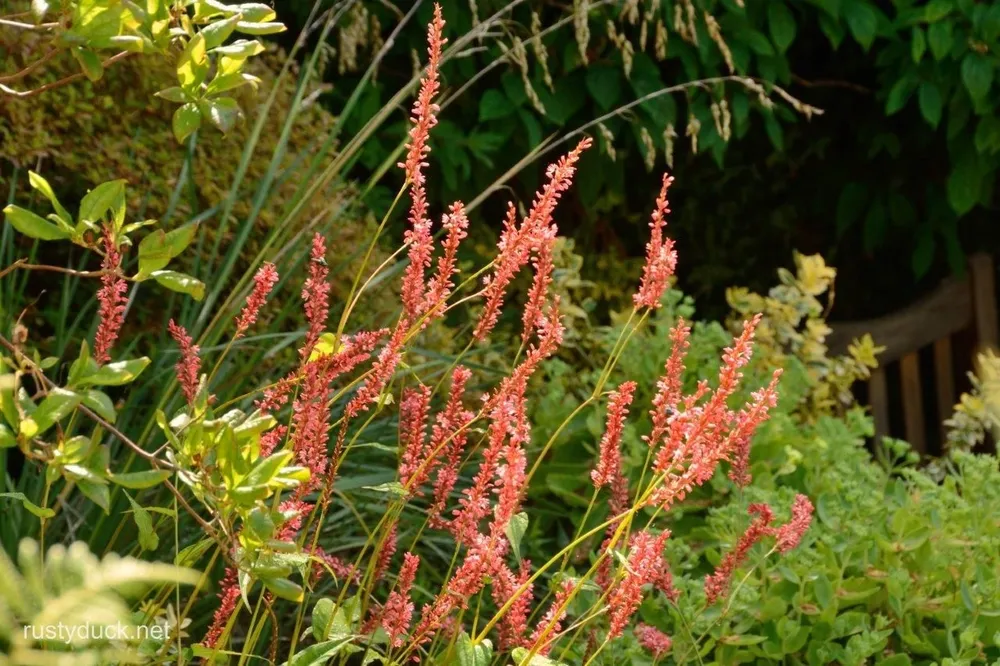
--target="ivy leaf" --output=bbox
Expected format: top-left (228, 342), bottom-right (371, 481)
top-left (767, 3), bottom-right (797, 54)
top-left (918, 82), bottom-right (942, 127)
top-left (844, 1), bottom-right (877, 50)
top-left (125, 491), bottom-right (159, 551)
top-left (173, 103), bottom-right (201, 142)
top-left (924, 0), bottom-right (954, 22)
top-left (961, 54), bottom-right (993, 101)
top-left (149, 270), bottom-right (206, 300)
top-left (3, 205), bottom-right (71, 241)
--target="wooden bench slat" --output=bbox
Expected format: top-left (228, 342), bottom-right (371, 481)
top-left (900, 352), bottom-right (925, 453)
top-left (933, 337), bottom-right (954, 444)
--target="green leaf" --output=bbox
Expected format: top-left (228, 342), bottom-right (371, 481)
top-left (924, 0), bottom-right (953, 22)
top-left (767, 3), bottom-right (797, 53)
top-left (77, 478), bottom-right (111, 513)
top-left (262, 576), bottom-right (303, 602)
top-left (585, 64), bottom-right (623, 111)
top-left (240, 450), bottom-right (295, 490)
top-left (173, 103), bottom-right (201, 142)
top-left (456, 633), bottom-right (493, 666)
top-left (911, 225), bottom-right (934, 277)
top-left (918, 82), bottom-right (943, 127)
top-left (813, 573), bottom-right (835, 609)
top-left (137, 223), bottom-right (198, 276)
top-left (201, 12), bottom-right (241, 49)
top-left (844, 1), bottom-right (877, 50)
top-left (79, 357), bottom-right (151, 386)
top-left (149, 270), bottom-right (205, 300)
top-left (961, 54), bottom-right (993, 101)
top-left (155, 86), bottom-right (188, 103)
top-left (81, 389), bottom-right (116, 423)
top-left (878, 655), bottom-right (912, 666)
top-left (3, 205), bottom-right (71, 240)
top-left (32, 387), bottom-right (82, 435)
top-left (510, 647), bottom-right (567, 666)
top-left (234, 21), bottom-right (286, 35)
top-left (285, 637), bottom-right (354, 666)
top-left (199, 96), bottom-right (242, 133)
top-left (478, 89), bottom-right (514, 122)
top-left (0, 492), bottom-right (55, 519)
top-left (911, 27), bottom-right (926, 63)
top-left (505, 512), bottom-right (528, 562)
top-left (177, 32), bottom-right (208, 89)
top-left (125, 491), bottom-right (159, 551)
top-left (312, 598), bottom-right (336, 641)
top-left (0, 423), bottom-right (14, 448)
top-left (927, 21), bottom-right (953, 60)
top-left (362, 481), bottom-right (407, 497)
top-left (975, 115), bottom-right (1000, 154)
top-left (211, 38), bottom-right (265, 57)
top-left (78, 179), bottom-right (126, 229)
top-left (110, 469), bottom-right (172, 489)
top-left (72, 47), bottom-right (103, 81)
top-left (28, 171), bottom-right (72, 224)
top-left (885, 77), bottom-right (915, 115)
top-left (947, 151), bottom-right (985, 214)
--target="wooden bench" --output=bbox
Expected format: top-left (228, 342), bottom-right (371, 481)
top-left (827, 254), bottom-right (998, 452)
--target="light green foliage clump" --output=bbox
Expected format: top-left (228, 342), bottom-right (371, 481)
top-left (727, 252), bottom-right (884, 420)
top-left (945, 349), bottom-right (1000, 452)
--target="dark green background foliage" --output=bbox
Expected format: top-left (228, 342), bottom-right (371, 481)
top-left (276, 0), bottom-right (1000, 319)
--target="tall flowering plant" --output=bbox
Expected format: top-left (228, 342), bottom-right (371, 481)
top-left (0, 4), bottom-right (815, 664)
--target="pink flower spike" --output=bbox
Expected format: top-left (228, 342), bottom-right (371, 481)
top-left (94, 226), bottom-right (128, 364)
top-left (421, 202), bottom-right (469, 323)
top-left (591, 381), bottom-right (637, 489)
top-left (167, 319), bottom-right (200, 405)
top-left (491, 560), bottom-right (533, 650)
top-left (381, 552), bottom-right (420, 648)
top-left (607, 530), bottom-right (670, 638)
top-left (428, 367), bottom-right (475, 528)
top-left (704, 503), bottom-right (773, 604)
top-left (301, 234), bottom-right (331, 359)
top-left (634, 173), bottom-right (678, 309)
top-left (236, 262), bottom-right (278, 338)
top-left (474, 138), bottom-right (592, 342)
top-left (774, 494), bottom-right (814, 553)
top-left (399, 4), bottom-right (447, 317)
top-left (528, 579), bottom-right (575, 655)
top-left (398, 384), bottom-right (432, 494)
top-left (635, 623), bottom-right (673, 659)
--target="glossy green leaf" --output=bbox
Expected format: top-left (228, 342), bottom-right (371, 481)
top-left (844, 1), bottom-right (877, 50)
top-left (768, 3), bottom-right (797, 53)
top-left (177, 32), bottom-right (208, 89)
top-left (961, 54), bottom-right (993, 101)
top-left (111, 469), bottom-right (172, 489)
top-left (149, 270), bottom-right (206, 300)
top-left (199, 96), bottom-right (242, 133)
top-left (28, 171), bottom-right (72, 224)
top-left (918, 82), bottom-right (942, 127)
top-left (72, 47), bottom-right (103, 81)
top-left (201, 13), bottom-right (240, 49)
top-left (82, 389), bottom-right (116, 423)
top-left (506, 512), bottom-right (529, 562)
top-left (125, 492), bottom-right (159, 551)
top-left (32, 387), bottom-right (82, 435)
top-left (4, 205), bottom-right (71, 240)
top-left (137, 223), bottom-right (198, 276)
top-left (78, 179), bottom-right (126, 229)
top-left (173, 103), bottom-right (201, 142)
top-left (0, 492), bottom-right (55, 519)
top-left (234, 20), bottom-right (286, 35)
top-left (79, 357), bottom-right (151, 386)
